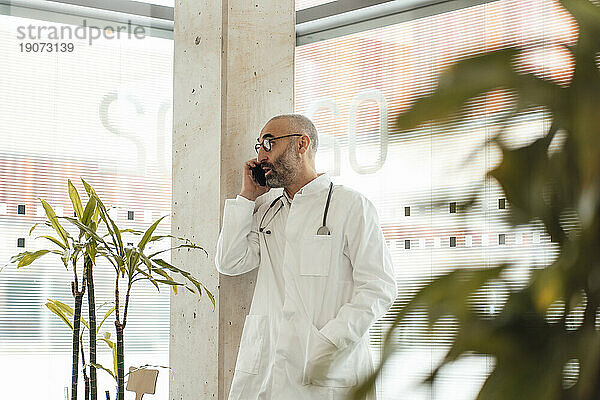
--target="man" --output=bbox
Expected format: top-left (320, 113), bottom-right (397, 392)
top-left (215, 114), bottom-right (396, 399)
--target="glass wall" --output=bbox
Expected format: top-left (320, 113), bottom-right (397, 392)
top-left (295, 0), bottom-right (576, 398)
top-left (0, 10), bottom-right (173, 399)
top-left (0, 0), bottom-right (580, 398)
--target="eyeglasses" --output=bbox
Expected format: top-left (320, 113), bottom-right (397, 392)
top-left (255, 134), bottom-right (302, 153)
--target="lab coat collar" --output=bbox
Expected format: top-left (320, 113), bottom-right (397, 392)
top-left (288, 173), bottom-right (331, 200)
top-left (282, 189), bottom-right (292, 204)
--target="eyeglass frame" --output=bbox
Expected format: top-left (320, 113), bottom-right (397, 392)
top-left (255, 133), bottom-right (303, 153)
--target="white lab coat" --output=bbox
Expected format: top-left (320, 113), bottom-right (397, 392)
top-left (216, 173), bottom-right (396, 400)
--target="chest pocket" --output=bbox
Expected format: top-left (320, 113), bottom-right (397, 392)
top-left (299, 235), bottom-right (333, 276)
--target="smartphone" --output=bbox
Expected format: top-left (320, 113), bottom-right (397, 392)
top-left (250, 165), bottom-right (267, 186)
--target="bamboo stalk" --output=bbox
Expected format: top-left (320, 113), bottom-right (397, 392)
top-left (116, 283), bottom-right (132, 400)
top-left (122, 286), bottom-right (131, 327)
top-left (72, 291), bottom-right (84, 400)
top-left (86, 255), bottom-right (98, 400)
top-left (84, 376), bottom-right (90, 400)
top-left (80, 339), bottom-right (89, 400)
top-left (114, 273), bottom-right (125, 400)
top-left (115, 321), bottom-right (125, 400)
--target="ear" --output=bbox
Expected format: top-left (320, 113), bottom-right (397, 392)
top-left (298, 135), bottom-right (310, 155)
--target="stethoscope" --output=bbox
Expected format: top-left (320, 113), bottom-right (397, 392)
top-left (259, 182), bottom-right (334, 236)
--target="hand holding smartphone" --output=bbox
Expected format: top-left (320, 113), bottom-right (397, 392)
top-left (250, 165), bottom-right (267, 186)
top-left (240, 160), bottom-right (269, 201)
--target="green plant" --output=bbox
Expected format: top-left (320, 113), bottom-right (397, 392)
top-left (356, 0), bottom-right (600, 399)
top-left (9, 179), bottom-right (213, 400)
top-left (10, 179), bottom-right (101, 400)
top-left (69, 180), bottom-right (214, 400)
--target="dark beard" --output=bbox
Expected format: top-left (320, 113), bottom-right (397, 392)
top-left (264, 142), bottom-right (301, 188)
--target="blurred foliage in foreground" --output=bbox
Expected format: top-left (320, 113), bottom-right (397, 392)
top-left (355, 0), bottom-right (600, 399)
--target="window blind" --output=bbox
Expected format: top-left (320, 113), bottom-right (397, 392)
top-left (296, 0), bottom-right (337, 11)
top-left (0, 12), bottom-right (174, 399)
top-left (295, 0), bottom-right (577, 398)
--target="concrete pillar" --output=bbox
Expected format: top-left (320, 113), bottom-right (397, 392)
top-left (170, 1), bottom-right (294, 399)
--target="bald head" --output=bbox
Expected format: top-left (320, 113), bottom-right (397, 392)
top-left (267, 114), bottom-right (318, 158)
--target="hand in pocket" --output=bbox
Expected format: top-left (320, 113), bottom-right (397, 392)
top-left (303, 329), bottom-right (338, 385)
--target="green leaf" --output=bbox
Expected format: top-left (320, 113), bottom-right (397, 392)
top-left (153, 258), bottom-right (214, 308)
top-left (61, 216), bottom-right (109, 248)
top-left (8, 251), bottom-right (27, 264)
top-left (133, 250), bottom-right (165, 289)
top-left (90, 362), bottom-right (116, 381)
top-left (59, 248), bottom-right (70, 270)
top-left (395, 47), bottom-right (561, 133)
top-left (39, 199), bottom-right (69, 247)
top-left (147, 243), bottom-right (208, 259)
top-left (97, 306), bottom-right (116, 333)
top-left (153, 269), bottom-right (176, 294)
top-left (81, 196), bottom-right (97, 226)
top-left (36, 235), bottom-right (67, 250)
top-left (86, 243), bottom-right (97, 265)
top-left (133, 266), bottom-right (160, 292)
top-left (153, 258), bottom-right (194, 280)
top-left (96, 246), bottom-right (119, 264)
top-left (70, 304), bottom-right (89, 328)
top-left (124, 247), bottom-right (136, 278)
top-left (386, 266), bottom-right (506, 337)
top-left (154, 279), bottom-right (184, 286)
top-left (28, 223), bottom-right (41, 236)
top-left (488, 125), bottom-right (565, 242)
top-left (68, 179), bottom-right (84, 222)
top-left (80, 178), bottom-right (102, 229)
top-left (81, 178), bottom-right (124, 256)
top-left (99, 204), bottom-right (124, 256)
top-left (561, 0), bottom-right (600, 35)
top-left (119, 228), bottom-right (145, 235)
top-left (205, 287), bottom-right (215, 308)
top-left (80, 177), bottom-right (97, 198)
top-left (16, 250), bottom-right (52, 268)
top-left (130, 215), bottom-right (168, 270)
top-left (50, 299), bottom-right (75, 316)
top-left (184, 286), bottom-right (197, 294)
top-left (152, 266), bottom-right (173, 281)
top-left (125, 364), bottom-right (170, 377)
top-left (98, 334), bottom-right (118, 380)
top-left (92, 203), bottom-right (100, 226)
top-left (48, 299), bottom-right (90, 330)
top-left (45, 301), bottom-right (73, 330)
top-left (139, 216), bottom-right (167, 253)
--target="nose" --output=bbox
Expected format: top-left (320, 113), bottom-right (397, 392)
top-left (257, 147), bottom-right (269, 164)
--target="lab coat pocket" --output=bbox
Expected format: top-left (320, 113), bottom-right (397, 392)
top-left (235, 315), bottom-right (267, 375)
top-left (303, 328), bottom-right (358, 388)
top-left (299, 236), bottom-right (333, 276)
